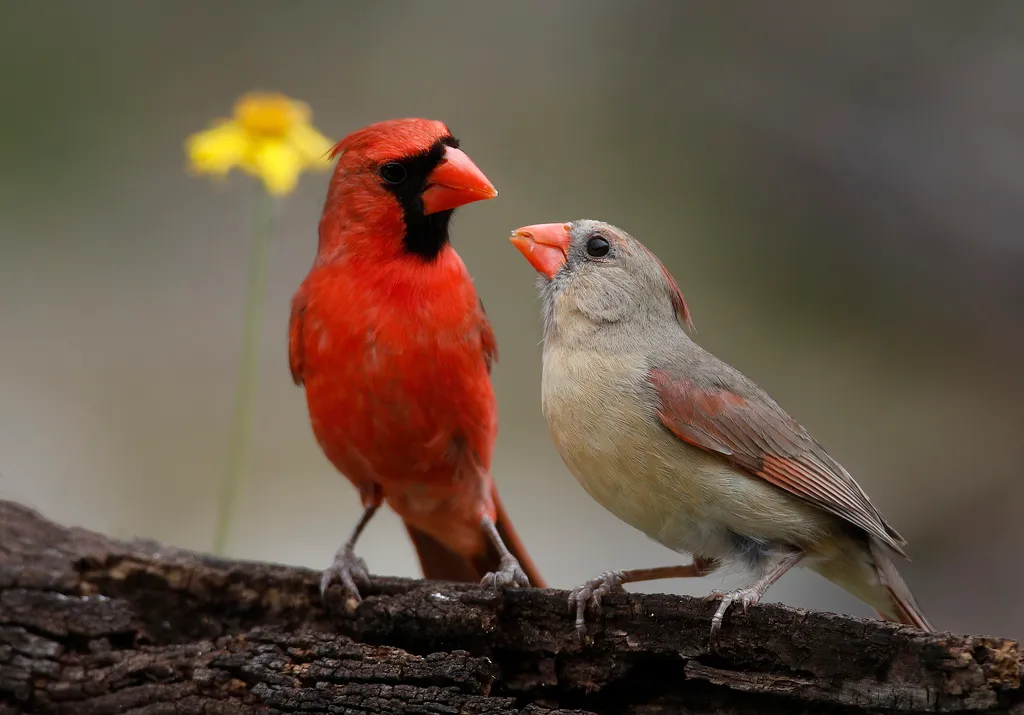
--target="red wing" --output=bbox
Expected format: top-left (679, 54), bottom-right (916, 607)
top-left (649, 368), bottom-right (906, 556)
top-left (288, 286), bottom-right (308, 386)
top-left (477, 298), bottom-right (498, 374)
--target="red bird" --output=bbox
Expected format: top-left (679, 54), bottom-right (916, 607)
top-left (289, 118), bottom-right (543, 600)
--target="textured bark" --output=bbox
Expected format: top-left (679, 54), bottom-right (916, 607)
top-left (0, 500), bottom-right (1019, 714)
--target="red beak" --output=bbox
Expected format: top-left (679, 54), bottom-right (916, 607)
top-left (421, 146), bottom-right (497, 215)
top-left (509, 223), bottom-right (572, 279)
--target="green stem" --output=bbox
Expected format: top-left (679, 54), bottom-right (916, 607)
top-left (213, 191), bottom-right (278, 556)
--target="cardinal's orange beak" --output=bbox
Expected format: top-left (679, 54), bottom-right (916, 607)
top-left (510, 223), bottom-right (571, 279)
top-left (421, 146), bottom-right (497, 215)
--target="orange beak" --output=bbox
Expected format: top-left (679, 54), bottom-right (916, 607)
top-left (509, 223), bottom-right (572, 279)
top-left (421, 146), bottom-right (498, 215)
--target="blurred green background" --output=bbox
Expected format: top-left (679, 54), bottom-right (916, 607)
top-left (1, 1), bottom-right (1021, 639)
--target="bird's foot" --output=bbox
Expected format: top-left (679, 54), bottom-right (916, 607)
top-left (705, 585), bottom-right (764, 638)
top-left (320, 544), bottom-right (370, 603)
top-left (568, 570), bottom-right (626, 642)
top-left (481, 554), bottom-right (531, 590)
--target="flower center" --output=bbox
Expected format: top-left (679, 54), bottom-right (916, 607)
top-left (233, 92), bottom-right (309, 137)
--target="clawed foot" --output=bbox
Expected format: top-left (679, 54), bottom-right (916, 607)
top-left (705, 586), bottom-right (763, 638)
top-left (481, 554), bottom-right (531, 590)
top-left (568, 570), bottom-right (626, 642)
top-left (320, 544), bottom-right (371, 603)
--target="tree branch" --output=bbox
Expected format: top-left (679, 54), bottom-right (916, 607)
top-left (0, 500), bottom-right (1018, 714)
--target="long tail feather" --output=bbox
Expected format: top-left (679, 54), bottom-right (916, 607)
top-left (406, 486), bottom-right (545, 588)
top-left (405, 525), bottom-right (486, 583)
top-left (869, 538), bottom-right (933, 631)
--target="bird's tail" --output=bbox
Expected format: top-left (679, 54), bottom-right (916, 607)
top-left (405, 485), bottom-right (546, 588)
top-left (868, 538), bottom-right (933, 631)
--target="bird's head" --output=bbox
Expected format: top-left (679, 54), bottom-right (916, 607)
top-left (510, 219), bottom-right (693, 341)
top-left (319, 118), bottom-right (496, 263)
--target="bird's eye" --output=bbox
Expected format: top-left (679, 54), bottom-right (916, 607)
top-left (586, 235), bottom-right (610, 257)
top-left (379, 162), bottom-right (407, 185)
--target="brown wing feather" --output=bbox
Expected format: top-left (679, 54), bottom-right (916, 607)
top-left (649, 369), bottom-right (907, 556)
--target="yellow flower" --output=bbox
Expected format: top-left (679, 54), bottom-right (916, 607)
top-left (186, 92), bottom-right (334, 196)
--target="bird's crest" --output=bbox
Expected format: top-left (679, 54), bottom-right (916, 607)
top-left (637, 242), bottom-right (694, 332)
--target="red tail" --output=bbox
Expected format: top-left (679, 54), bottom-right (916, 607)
top-left (405, 487), bottom-right (545, 588)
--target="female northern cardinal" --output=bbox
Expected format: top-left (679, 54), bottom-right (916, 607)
top-left (510, 219), bottom-right (931, 637)
top-left (289, 118), bottom-right (543, 600)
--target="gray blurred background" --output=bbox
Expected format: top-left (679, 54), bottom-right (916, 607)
top-left (1, 1), bottom-right (1021, 640)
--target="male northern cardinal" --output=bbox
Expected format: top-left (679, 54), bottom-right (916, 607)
top-left (289, 118), bottom-right (543, 600)
top-left (510, 219), bottom-right (931, 637)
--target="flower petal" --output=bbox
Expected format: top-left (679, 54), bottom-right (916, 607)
top-left (249, 140), bottom-right (304, 195)
top-left (287, 123), bottom-right (335, 169)
top-left (235, 93), bottom-right (310, 137)
top-left (186, 121), bottom-right (249, 176)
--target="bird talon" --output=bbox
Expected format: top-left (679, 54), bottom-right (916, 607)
top-left (575, 619), bottom-right (588, 644)
top-left (481, 555), bottom-right (530, 590)
top-left (567, 570), bottom-right (626, 641)
top-left (709, 615), bottom-right (724, 640)
top-left (320, 545), bottom-right (370, 603)
top-left (706, 586), bottom-right (762, 637)
top-left (567, 593), bottom-right (580, 616)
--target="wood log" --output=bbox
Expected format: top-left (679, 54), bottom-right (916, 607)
top-left (0, 500), bottom-right (1019, 713)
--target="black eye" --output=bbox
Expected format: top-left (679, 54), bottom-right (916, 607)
top-left (586, 235), bottom-right (610, 257)
top-left (379, 162), bottom-right (407, 185)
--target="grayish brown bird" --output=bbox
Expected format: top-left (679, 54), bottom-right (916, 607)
top-left (510, 219), bottom-right (932, 639)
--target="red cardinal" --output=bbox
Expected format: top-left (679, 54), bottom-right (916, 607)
top-left (289, 118), bottom-right (543, 599)
top-left (510, 219), bottom-right (930, 637)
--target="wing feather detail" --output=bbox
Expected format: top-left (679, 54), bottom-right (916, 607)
top-left (650, 368), bottom-right (906, 556)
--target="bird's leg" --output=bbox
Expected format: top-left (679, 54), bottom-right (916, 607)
top-left (479, 516), bottom-right (532, 589)
top-left (569, 558), bottom-right (719, 641)
top-left (706, 550), bottom-right (803, 638)
top-left (320, 486), bottom-right (382, 603)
